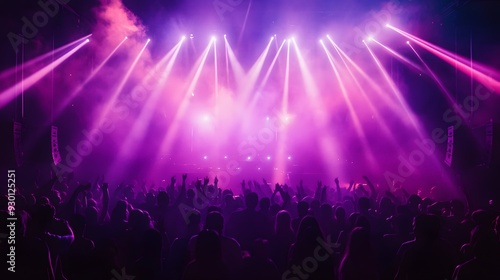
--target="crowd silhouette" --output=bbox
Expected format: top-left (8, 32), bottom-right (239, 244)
top-left (2, 173), bottom-right (500, 280)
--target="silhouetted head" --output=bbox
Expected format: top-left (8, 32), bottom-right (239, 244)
top-left (259, 197), bottom-right (270, 211)
top-left (297, 201), bottom-right (309, 217)
top-left (187, 189), bottom-right (196, 200)
top-left (187, 209), bottom-right (201, 232)
top-left (195, 229), bottom-right (221, 261)
top-left (275, 210), bottom-right (292, 234)
top-left (204, 211), bottom-right (224, 234)
top-left (344, 227), bottom-right (371, 258)
top-left (110, 200), bottom-right (129, 223)
top-left (320, 203), bottom-right (333, 219)
top-left (335, 206), bottom-right (346, 221)
top-left (296, 216), bottom-right (323, 245)
top-left (470, 225), bottom-right (499, 259)
top-left (358, 197), bottom-right (370, 213)
top-left (157, 191), bottom-right (169, 207)
top-left (245, 192), bottom-right (259, 210)
top-left (413, 214), bottom-right (441, 242)
top-left (355, 215), bottom-right (371, 233)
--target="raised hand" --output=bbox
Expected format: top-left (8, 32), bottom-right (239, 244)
top-left (203, 176), bottom-right (210, 186)
top-left (317, 180), bottom-right (322, 188)
top-left (335, 177), bottom-right (339, 185)
top-left (170, 176), bottom-right (176, 185)
top-left (214, 176), bottom-right (219, 186)
top-left (182, 173), bottom-right (188, 182)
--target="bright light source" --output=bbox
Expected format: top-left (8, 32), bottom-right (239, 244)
top-left (247, 156), bottom-right (251, 160)
top-left (181, 35), bottom-right (186, 40)
top-left (86, 39), bottom-right (90, 42)
top-left (258, 167), bottom-right (261, 170)
top-left (190, 34), bottom-right (194, 39)
top-left (326, 34), bottom-right (330, 38)
top-left (385, 23), bottom-right (390, 27)
top-left (211, 36), bottom-right (216, 41)
top-left (362, 39), bottom-right (366, 43)
top-left (367, 36), bottom-right (374, 42)
top-left (319, 39), bottom-right (323, 43)
top-left (406, 41), bottom-right (410, 44)
top-left (125, 36), bottom-right (128, 39)
top-left (202, 115), bottom-right (210, 122)
top-left (147, 38), bottom-right (151, 42)
top-left (287, 156), bottom-right (291, 160)
top-left (224, 155), bottom-right (228, 159)
top-left (266, 116), bottom-right (270, 121)
top-left (203, 156), bottom-right (207, 160)
top-left (274, 34), bottom-right (277, 37)
top-left (191, 92), bottom-right (195, 96)
top-left (267, 156), bottom-right (271, 160)
top-left (224, 34), bottom-right (226, 37)
top-left (271, 36), bottom-right (274, 40)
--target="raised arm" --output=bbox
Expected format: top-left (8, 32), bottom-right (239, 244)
top-left (363, 175), bottom-right (378, 201)
top-left (98, 183), bottom-right (109, 223)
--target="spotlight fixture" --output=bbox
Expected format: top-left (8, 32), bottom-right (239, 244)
top-left (190, 34), bottom-right (194, 39)
top-left (367, 36), bottom-right (374, 42)
top-left (406, 41), bottom-right (410, 44)
top-left (147, 38), bottom-right (151, 42)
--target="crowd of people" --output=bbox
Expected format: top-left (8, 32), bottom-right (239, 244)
top-left (2, 173), bottom-right (500, 280)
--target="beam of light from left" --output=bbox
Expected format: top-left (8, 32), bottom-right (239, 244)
top-left (0, 34), bottom-right (92, 82)
top-left (239, 36), bottom-right (274, 105)
top-left (0, 39), bottom-right (89, 109)
top-left (387, 25), bottom-right (500, 93)
top-left (363, 40), bottom-right (426, 140)
top-left (155, 40), bottom-right (213, 165)
top-left (320, 41), bottom-right (376, 166)
top-left (329, 41), bottom-right (401, 150)
top-left (272, 40), bottom-right (291, 184)
top-left (246, 39), bottom-right (287, 113)
top-left (92, 39), bottom-right (150, 130)
top-left (371, 38), bottom-right (425, 73)
top-left (54, 37), bottom-right (128, 120)
top-left (290, 39), bottom-right (342, 178)
top-left (407, 42), bottom-right (468, 119)
top-left (108, 39), bottom-right (184, 180)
